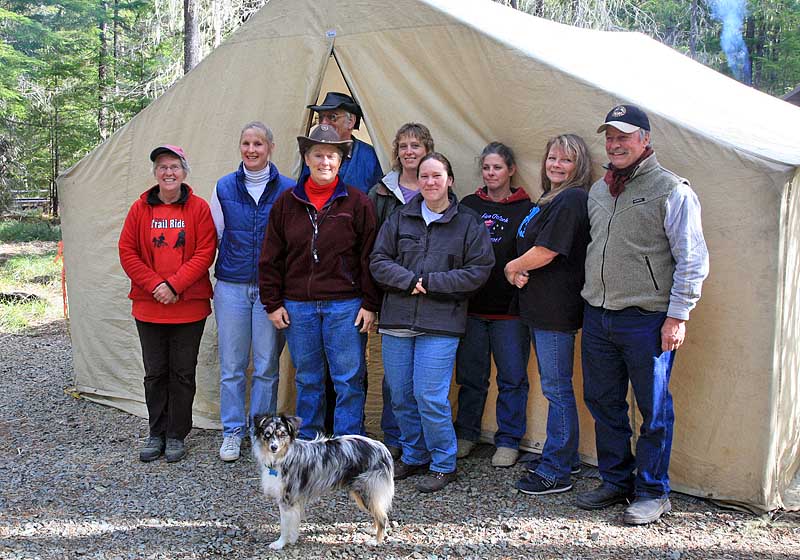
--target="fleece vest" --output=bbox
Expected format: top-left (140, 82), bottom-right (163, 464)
top-left (582, 154), bottom-right (686, 312)
top-left (214, 162), bottom-right (293, 283)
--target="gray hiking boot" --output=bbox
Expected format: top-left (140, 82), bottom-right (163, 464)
top-left (623, 496), bottom-right (672, 525)
top-left (165, 438), bottom-right (186, 463)
top-left (139, 435), bottom-right (165, 462)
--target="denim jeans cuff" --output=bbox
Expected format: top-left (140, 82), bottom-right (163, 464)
top-left (635, 490), bottom-right (669, 500)
top-left (603, 480), bottom-right (634, 493)
top-left (493, 438), bottom-right (520, 449)
top-left (454, 427), bottom-right (480, 442)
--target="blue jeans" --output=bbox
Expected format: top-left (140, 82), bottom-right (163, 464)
top-left (529, 327), bottom-right (579, 484)
top-left (381, 375), bottom-right (401, 448)
top-left (454, 317), bottom-right (530, 448)
top-left (382, 333), bottom-right (459, 473)
top-left (581, 304), bottom-right (676, 498)
top-left (215, 280), bottom-right (284, 437)
top-left (283, 298), bottom-right (366, 439)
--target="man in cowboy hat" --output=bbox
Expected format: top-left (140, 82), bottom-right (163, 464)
top-left (577, 104), bottom-right (709, 525)
top-left (305, 91), bottom-right (382, 194)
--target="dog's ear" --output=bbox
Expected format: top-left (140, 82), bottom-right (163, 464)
top-left (253, 414), bottom-right (268, 435)
top-left (286, 415), bottom-right (302, 436)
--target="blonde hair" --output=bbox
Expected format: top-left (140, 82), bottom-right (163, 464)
top-left (240, 121), bottom-right (274, 143)
top-left (391, 123), bottom-right (435, 171)
top-left (540, 134), bottom-right (593, 193)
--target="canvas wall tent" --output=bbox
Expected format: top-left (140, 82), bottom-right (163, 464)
top-left (57, 0), bottom-right (800, 512)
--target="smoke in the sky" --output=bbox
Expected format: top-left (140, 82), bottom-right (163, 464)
top-left (707, 0), bottom-right (752, 84)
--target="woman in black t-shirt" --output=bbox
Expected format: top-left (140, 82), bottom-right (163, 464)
top-left (504, 134), bottom-right (593, 495)
top-left (453, 142), bottom-right (532, 468)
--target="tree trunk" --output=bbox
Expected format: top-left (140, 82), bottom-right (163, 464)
top-left (212, 0), bottom-right (223, 47)
top-left (111, 0), bottom-right (120, 130)
top-left (50, 103), bottom-right (60, 217)
top-left (98, 1), bottom-right (109, 140)
top-left (689, 0), bottom-right (698, 58)
top-left (752, 15), bottom-right (767, 89)
top-left (744, 14), bottom-right (755, 87)
top-left (183, 0), bottom-right (200, 74)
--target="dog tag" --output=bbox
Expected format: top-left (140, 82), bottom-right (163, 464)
top-left (269, 467), bottom-right (279, 477)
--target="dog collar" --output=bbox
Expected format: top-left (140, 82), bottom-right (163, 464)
top-left (268, 467), bottom-right (278, 477)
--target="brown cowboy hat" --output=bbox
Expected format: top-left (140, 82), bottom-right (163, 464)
top-left (297, 124), bottom-right (353, 158)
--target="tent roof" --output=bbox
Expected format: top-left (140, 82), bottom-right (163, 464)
top-left (424, 0), bottom-right (800, 167)
top-left (784, 84), bottom-right (800, 106)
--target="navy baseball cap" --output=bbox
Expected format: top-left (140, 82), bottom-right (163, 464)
top-left (597, 104), bottom-right (651, 133)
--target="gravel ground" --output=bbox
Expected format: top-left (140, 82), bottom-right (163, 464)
top-left (1, 273), bottom-right (799, 558)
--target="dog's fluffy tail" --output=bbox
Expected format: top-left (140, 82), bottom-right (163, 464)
top-left (351, 469), bottom-right (393, 543)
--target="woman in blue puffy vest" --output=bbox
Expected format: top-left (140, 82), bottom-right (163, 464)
top-left (210, 121), bottom-right (294, 462)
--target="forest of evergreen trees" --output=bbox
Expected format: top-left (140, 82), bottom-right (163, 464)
top-left (1, 0), bottom-right (798, 213)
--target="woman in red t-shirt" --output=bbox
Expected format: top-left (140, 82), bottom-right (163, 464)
top-left (118, 145), bottom-right (216, 464)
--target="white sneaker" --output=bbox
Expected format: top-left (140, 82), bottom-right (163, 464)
top-left (219, 435), bottom-right (242, 462)
top-left (491, 446), bottom-right (519, 468)
top-left (456, 439), bottom-right (476, 459)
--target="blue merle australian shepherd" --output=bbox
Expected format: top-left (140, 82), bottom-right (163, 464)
top-left (252, 414), bottom-right (394, 550)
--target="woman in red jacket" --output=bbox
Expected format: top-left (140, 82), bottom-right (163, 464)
top-left (118, 145), bottom-right (217, 464)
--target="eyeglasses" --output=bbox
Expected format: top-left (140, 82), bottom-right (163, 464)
top-left (318, 112), bottom-right (346, 124)
top-left (156, 165), bottom-right (183, 173)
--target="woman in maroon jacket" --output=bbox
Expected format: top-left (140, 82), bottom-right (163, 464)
top-left (118, 145), bottom-right (217, 463)
top-left (258, 125), bottom-right (380, 440)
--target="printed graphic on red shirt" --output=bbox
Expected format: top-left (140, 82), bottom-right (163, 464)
top-left (150, 208), bottom-right (186, 279)
top-left (151, 216), bottom-right (186, 250)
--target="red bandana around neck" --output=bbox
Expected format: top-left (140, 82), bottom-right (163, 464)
top-left (305, 175), bottom-right (339, 211)
top-left (604, 147), bottom-right (654, 198)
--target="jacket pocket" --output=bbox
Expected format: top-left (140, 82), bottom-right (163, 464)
top-left (398, 235), bottom-right (423, 254)
top-left (643, 255), bottom-right (660, 291)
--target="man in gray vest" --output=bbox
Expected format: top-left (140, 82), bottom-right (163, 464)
top-left (577, 104), bottom-right (709, 525)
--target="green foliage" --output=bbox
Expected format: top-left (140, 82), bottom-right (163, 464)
top-left (0, 251), bottom-right (59, 285)
top-left (0, 249), bottom-right (60, 333)
top-left (0, 218), bottom-right (61, 242)
top-left (746, 0), bottom-right (800, 95)
top-left (510, 0), bottom-right (800, 93)
top-left (0, 297), bottom-right (49, 332)
top-left (0, 0), bottom-right (175, 215)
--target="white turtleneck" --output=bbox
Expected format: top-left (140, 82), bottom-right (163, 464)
top-left (210, 164), bottom-right (271, 240)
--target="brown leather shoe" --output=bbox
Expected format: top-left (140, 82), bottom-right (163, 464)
top-left (386, 444), bottom-right (402, 460)
top-left (416, 470), bottom-right (456, 493)
top-left (394, 460), bottom-right (430, 480)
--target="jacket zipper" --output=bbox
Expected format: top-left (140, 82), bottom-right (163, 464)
top-left (305, 203), bottom-right (334, 299)
top-left (644, 255), bottom-right (660, 291)
top-left (599, 196), bottom-right (618, 308)
top-left (412, 223), bottom-right (433, 328)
